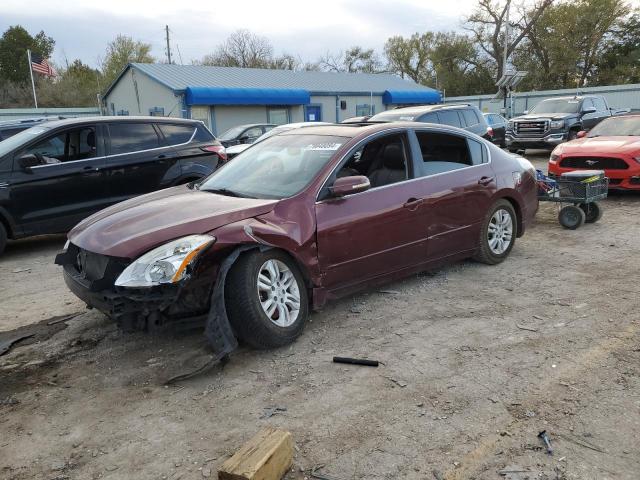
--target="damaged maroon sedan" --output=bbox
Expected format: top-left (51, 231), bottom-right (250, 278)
top-left (56, 123), bottom-right (538, 356)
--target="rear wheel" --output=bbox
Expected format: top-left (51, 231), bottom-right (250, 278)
top-left (579, 202), bottom-right (602, 223)
top-left (0, 222), bottom-right (6, 256)
top-left (225, 250), bottom-right (308, 349)
top-left (559, 205), bottom-right (586, 229)
top-left (474, 199), bottom-right (517, 265)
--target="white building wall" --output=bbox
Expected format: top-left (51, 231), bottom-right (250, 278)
top-left (309, 94), bottom-right (387, 122)
top-left (105, 69), bottom-right (183, 117)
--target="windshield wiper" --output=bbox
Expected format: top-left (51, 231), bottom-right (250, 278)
top-left (201, 187), bottom-right (252, 198)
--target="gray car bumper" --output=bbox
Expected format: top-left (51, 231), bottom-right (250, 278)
top-left (505, 132), bottom-right (566, 149)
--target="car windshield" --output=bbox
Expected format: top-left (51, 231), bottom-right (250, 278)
top-left (218, 125), bottom-right (249, 141)
top-left (530, 99), bottom-right (580, 114)
top-left (198, 134), bottom-right (347, 199)
top-left (0, 126), bottom-right (49, 156)
top-left (588, 116), bottom-right (640, 137)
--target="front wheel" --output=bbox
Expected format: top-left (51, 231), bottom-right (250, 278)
top-left (579, 202), bottom-right (603, 223)
top-left (474, 200), bottom-right (517, 265)
top-left (225, 250), bottom-right (308, 349)
top-left (559, 205), bottom-right (586, 229)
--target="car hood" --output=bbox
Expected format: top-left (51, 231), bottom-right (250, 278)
top-left (515, 113), bottom-right (575, 121)
top-left (68, 186), bottom-right (278, 258)
top-left (559, 136), bottom-right (640, 155)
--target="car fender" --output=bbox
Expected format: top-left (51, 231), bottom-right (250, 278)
top-left (0, 205), bottom-right (20, 238)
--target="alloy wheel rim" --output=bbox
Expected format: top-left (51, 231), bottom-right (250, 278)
top-left (487, 208), bottom-right (513, 255)
top-left (257, 259), bottom-right (301, 327)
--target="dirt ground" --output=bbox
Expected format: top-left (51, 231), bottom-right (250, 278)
top-left (1, 154), bottom-right (638, 480)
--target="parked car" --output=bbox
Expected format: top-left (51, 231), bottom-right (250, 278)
top-left (548, 114), bottom-right (640, 190)
top-left (0, 117), bottom-right (68, 141)
top-left (506, 95), bottom-right (615, 152)
top-left (226, 122), bottom-right (332, 159)
top-left (369, 104), bottom-right (493, 140)
top-left (56, 122), bottom-right (538, 349)
top-left (484, 113), bottom-right (507, 147)
top-left (0, 116), bottom-right (225, 255)
top-left (217, 124), bottom-right (276, 148)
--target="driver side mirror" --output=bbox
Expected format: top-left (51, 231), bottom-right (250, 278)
top-left (18, 154), bottom-right (40, 171)
top-left (330, 175), bottom-right (370, 197)
top-left (581, 107), bottom-right (596, 115)
top-left (577, 130), bottom-right (587, 138)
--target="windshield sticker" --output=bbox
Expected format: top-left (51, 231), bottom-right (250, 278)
top-left (303, 143), bottom-right (342, 151)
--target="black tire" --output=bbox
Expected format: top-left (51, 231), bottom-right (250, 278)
top-left (558, 205), bottom-right (586, 229)
top-left (579, 202), bottom-right (603, 223)
top-left (225, 250), bottom-right (308, 349)
top-left (474, 199), bottom-right (518, 265)
top-left (0, 222), bottom-right (6, 256)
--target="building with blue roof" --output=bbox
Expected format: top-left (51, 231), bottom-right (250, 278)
top-left (103, 63), bottom-right (441, 135)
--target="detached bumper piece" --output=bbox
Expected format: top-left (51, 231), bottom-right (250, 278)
top-left (55, 243), bottom-right (241, 368)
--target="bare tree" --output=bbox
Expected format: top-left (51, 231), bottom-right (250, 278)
top-left (465, 0), bottom-right (554, 81)
top-left (318, 46), bottom-right (383, 73)
top-left (202, 29), bottom-right (273, 68)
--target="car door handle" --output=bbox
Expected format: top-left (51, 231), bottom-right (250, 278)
top-left (478, 176), bottom-right (494, 186)
top-left (83, 165), bottom-right (100, 172)
top-left (156, 153), bottom-right (176, 159)
top-left (403, 197), bottom-right (423, 210)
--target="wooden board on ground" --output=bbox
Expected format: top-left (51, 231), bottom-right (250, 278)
top-left (218, 426), bottom-right (293, 480)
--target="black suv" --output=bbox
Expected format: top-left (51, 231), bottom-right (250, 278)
top-left (0, 116), bottom-right (225, 254)
top-left (369, 104), bottom-right (493, 140)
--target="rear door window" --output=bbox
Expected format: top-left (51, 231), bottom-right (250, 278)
top-left (108, 123), bottom-right (160, 155)
top-left (414, 131), bottom-right (474, 177)
top-left (418, 112), bottom-right (439, 123)
top-left (467, 138), bottom-right (487, 165)
top-left (194, 125), bottom-right (215, 142)
top-left (437, 110), bottom-right (462, 128)
top-left (157, 124), bottom-right (196, 146)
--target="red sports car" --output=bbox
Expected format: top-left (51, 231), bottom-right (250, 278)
top-left (549, 115), bottom-right (640, 189)
top-left (56, 123), bottom-right (538, 353)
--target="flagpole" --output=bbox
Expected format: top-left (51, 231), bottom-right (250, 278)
top-left (27, 49), bottom-right (38, 108)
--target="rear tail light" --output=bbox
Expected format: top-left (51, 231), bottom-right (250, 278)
top-left (487, 127), bottom-right (494, 138)
top-left (201, 145), bottom-right (227, 161)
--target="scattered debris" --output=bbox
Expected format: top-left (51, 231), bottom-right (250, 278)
top-left (516, 324), bottom-right (539, 332)
top-left (385, 377), bottom-right (407, 388)
top-left (11, 267), bottom-right (31, 273)
top-left (332, 356), bottom-right (379, 367)
top-left (260, 406), bottom-right (287, 419)
top-left (310, 466), bottom-right (342, 480)
top-left (0, 333), bottom-right (34, 356)
top-left (538, 430), bottom-right (553, 455)
top-left (525, 410), bottom-right (536, 418)
top-left (219, 426), bottom-right (292, 480)
top-left (432, 469), bottom-right (444, 480)
top-left (557, 432), bottom-right (606, 454)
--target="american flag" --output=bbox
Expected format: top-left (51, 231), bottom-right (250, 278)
top-left (30, 53), bottom-right (56, 77)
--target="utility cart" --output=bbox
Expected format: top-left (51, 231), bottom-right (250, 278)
top-left (536, 169), bottom-right (609, 229)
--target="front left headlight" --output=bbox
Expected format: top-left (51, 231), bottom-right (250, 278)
top-left (115, 235), bottom-right (215, 287)
top-left (550, 120), bottom-right (564, 129)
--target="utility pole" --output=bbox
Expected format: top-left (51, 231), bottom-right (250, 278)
top-left (165, 25), bottom-right (172, 64)
top-left (502, 0), bottom-right (511, 117)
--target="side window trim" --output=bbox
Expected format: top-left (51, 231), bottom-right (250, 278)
top-left (411, 128), bottom-right (490, 178)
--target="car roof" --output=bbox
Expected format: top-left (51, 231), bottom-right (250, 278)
top-left (0, 117), bottom-right (61, 128)
top-left (31, 115), bottom-right (203, 130)
top-left (280, 121), bottom-right (457, 139)
top-left (226, 123), bottom-right (277, 129)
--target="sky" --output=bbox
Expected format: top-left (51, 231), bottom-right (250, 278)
top-left (0, 0), bottom-right (480, 68)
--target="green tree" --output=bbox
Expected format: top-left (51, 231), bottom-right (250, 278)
top-left (37, 59), bottom-right (102, 107)
top-left (102, 35), bottom-right (153, 86)
top-left (599, 11), bottom-right (640, 83)
top-left (514, 0), bottom-right (629, 89)
top-left (0, 25), bottom-right (55, 83)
